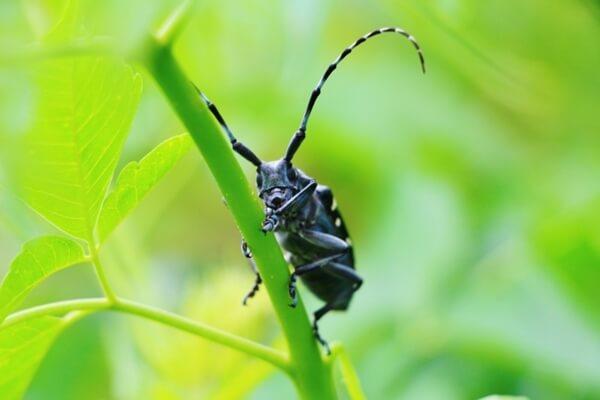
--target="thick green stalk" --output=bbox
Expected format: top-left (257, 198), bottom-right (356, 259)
top-left (141, 40), bottom-right (336, 399)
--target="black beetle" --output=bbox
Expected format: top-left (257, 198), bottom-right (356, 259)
top-left (196, 27), bottom-right (425, 352)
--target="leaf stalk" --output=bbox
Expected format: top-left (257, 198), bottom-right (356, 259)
top-left (1, 298), bottom-right (290, 372)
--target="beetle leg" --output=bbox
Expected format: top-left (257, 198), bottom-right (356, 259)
top-left (312, 282), bottom-right (359, 355)
top-left (289, 251), bottom-right (361, 353)
top-left (298, 229), bottom-right (349, 252)
top-left (241, 239), bottom-right (262, 305)
top-left (241, 239), bottom-right (252, 258)
top-left (323, 262), bottom-right (363, 291)
top-left (312, 303), bottom-right (334, 355)
top-left (291, 260), bottom-right (361, 314)
top-left (288, 272), bottom-right (298, 307)
top-left (261, 207), bottom-right (279, 233)
top-left (261, 215), bottom-right (279, 233)
top-left (242, 273), bottom-right (262, 306)
top-left (288, 229), bottom-right (351, 307)
top-left (288, 253), bottom-right (345, 307)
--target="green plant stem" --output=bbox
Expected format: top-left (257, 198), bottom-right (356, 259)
top-left (1, 298), bottom-right (110, 328)
top-left (331, 343), bottom-right (366, 400)
top-left (155, 0), bottom-right (194, 46)
top-left (140, 24), bottom-right (337, 400)
top-left (1, 298), bottom-right (290, 372)
top-left (112, 298), bottom-right (290, 372)
top-left (89, 244), bottom-right (117, 303)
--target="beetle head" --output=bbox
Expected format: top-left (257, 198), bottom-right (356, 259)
top-left (256, 159), bottom-right (299, 209)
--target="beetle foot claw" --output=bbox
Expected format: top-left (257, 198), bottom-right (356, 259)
top-left (261, 220), bottom-right (274, 233)
top-left (312, 323), bottom-right (331, 355)
top-left (242, 274), bottom-right (262, 306)
top-left (288, 290), bottom-right (297, 308)
top-left (261, 214), bottom-right (279, 233)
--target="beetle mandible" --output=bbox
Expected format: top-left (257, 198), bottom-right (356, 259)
top-left (196, 27), bottom-right (426, 352)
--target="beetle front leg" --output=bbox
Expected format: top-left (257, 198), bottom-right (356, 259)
top-left (261, 207), bottom-right (279, 233)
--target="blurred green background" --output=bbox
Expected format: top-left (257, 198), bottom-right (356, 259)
top-left (1, 0), bottom-right (599, 399)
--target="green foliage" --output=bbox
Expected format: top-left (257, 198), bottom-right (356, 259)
top-left (0, 314), bottom-right (86, 400)
top-left (0, 0), bottom-right (599, 399)
top-left (97, 133), bottom-right (192, 242)
top-left (1, 2), bottom-right (337, 398)
top-left (0, 128), bottom-right (195, 396)
top-left (23, 56), bottom-right (141, 241)
top-left (0, 236), bottom-right (85, 323)
top-left (0, 5), bottom-right (204, 395)
top-left (16, 0), bottom-right (141, 243)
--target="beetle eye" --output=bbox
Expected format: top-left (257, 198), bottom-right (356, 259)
top-left (287, 168), bottom-right (297, 181)
top-left (256, 174), bottom-right (263, 188)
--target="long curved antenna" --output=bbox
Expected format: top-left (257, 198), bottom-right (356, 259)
top-left (193, 85), bottom-right (262, 167)
top-left (285, 27), bottom-right (426, 162)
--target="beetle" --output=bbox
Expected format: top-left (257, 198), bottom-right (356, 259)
top-left (195, 27), bottom-right (425, 352)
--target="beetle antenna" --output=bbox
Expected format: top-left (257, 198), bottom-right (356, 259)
top-left (285, 27), bottom-right (426, 162)
top-left (193, 84), bottom-right (262, 167)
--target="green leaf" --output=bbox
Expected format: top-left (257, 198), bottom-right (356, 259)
top-left (478, 396), bottom-right (529, 400)
top-left (0, 236), bottom-right (86, 323)
top-left (21, 15), bottom-right (142, 241)
top-left (97, 133), bottom-right (192, 242)
top-left (0, 314), bottom-right (84, 399)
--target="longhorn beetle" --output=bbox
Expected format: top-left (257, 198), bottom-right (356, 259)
top-left (196, 27), bottom-right (426, 352)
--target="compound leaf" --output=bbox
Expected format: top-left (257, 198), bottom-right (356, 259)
top-left (0, 236), bottom-right (86, 323)
top-left (20, 4), bottom-right (142, 241)
top-left (0, 314), bottom-right (86, 399)
top-left (22, 55), bottom-right (142, 241)
top-left (97, 133), bottom-right (192, 242)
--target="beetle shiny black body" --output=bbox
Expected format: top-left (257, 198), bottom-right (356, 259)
top-left (196, 27), bottom-right (425, 352)
top-left (272, 176), bottom-right (356, 310)
top-left (256, 160), bottom-right (360, 350)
